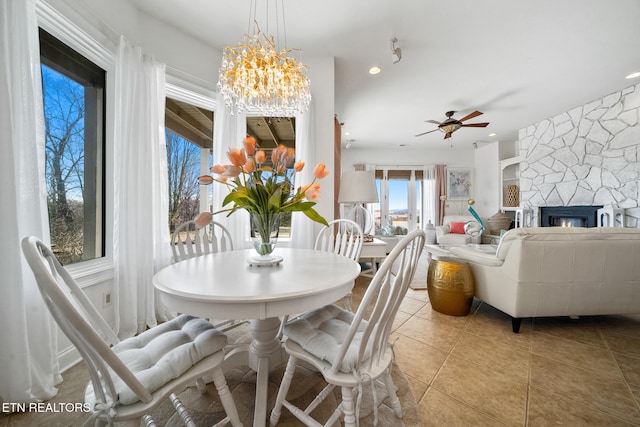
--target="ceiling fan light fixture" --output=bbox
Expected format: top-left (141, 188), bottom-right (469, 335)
top-left (440, 122), bottom-right (462, 133)
top-left (415, 110), bottom-right (490, 141)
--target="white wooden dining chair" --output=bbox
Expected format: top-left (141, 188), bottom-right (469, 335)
top-left (314, 218), bottom-right (363, 311)
top-left (276, 219), bottom-right (363, 341)
top-left (171, 218), bottom-right (233, 263)
top-left (270, 229), bottom-right (426, 427)
top-left (172, 218), bottom-right (245, 331)
top-left (21, 236), bottom-right (243, 427)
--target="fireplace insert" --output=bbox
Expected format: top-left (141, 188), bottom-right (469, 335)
top-left (539, 205), bottom-right (603, 228)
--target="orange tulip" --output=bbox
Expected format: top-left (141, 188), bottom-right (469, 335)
top-left (244, 158), bottom-right (255, 173)
top-left (272, 144), bottom-right (287, 164)
top-left (243, 135), bottom-right (257, 156)
top-left (193, 212), bottom-right (212, 229)
top-left (304, 183), bottom-right (321, 200)
top-left (211, 164), bottom-right (225, 174)
top-left (255, 150), bottom-right (267, 164)
top-left (227, 147), bottom-right (247, 167)
top-left (284, 148), bottom-right (295, 167)
top-left (222, 165), bottom-right (242, 178)
top-left (294, 161), bottom-right (305, 172)
top-left (313, 163), bottom-right (330, 179)
top-left (198, 175), bottom-right (214, 185)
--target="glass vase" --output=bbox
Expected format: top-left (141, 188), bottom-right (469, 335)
top-left (250, 213), bottom-right (281, 258)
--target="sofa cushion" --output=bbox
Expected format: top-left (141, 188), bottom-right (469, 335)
top-left (450, 222), bottom-right (466, 234)
top-left (438, 233), bottom-right (470, 246)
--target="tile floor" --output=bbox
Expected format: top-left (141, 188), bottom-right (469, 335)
top-left (4, 253), bottom-right (640, 426)
top-left (356, 253), bottom-right (640, 426)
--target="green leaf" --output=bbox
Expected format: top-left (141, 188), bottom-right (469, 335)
top-left (303, 208), bottom-right (329, 226)
top-left (268, 187), bottom-right (282, 211)
top-left (281, 201), bottom-right (315, 212)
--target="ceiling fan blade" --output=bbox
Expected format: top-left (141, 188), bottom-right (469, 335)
top-left (459, 111), bottom-right (483, 122)
top-left (461, 122), bottom-right (490, 128)
top-left (425, 120), bottom-right (441, 125)
top-left (414, 129), bottom-right (439, 137)
top-left (444, 132), bottom-right (452, 139)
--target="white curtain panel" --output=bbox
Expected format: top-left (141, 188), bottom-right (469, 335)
top-left (290, 104), bottom-right (315, 249)
top-left (212, 94), bottom-right (251, 248)
top-left (113, 36), bottom-right (171, 338)
top-left (424, 166), bottom-right (437, 225)
top-left (0, 0), bottom-right (62, 402)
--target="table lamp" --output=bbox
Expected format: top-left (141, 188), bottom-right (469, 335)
top-left (338, 170), bottom-right (379, 235)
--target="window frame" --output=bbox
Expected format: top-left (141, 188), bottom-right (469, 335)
top-left (165, 79), bottom-right (217, 215)
top-left (374, 166), bottom-right (426, 235)
top-left (37, 3), bottom-right (116, 285)
top-left (40, 27), bottom-right (106, 265)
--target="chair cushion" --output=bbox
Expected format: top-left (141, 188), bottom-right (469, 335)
top-left (284, 304), bottom-right (368, 373)
top-left (88, 314), bottom-right (227, 406)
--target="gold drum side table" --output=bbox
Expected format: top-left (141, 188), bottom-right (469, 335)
top-left (427, 259), bottom-right (475, 316)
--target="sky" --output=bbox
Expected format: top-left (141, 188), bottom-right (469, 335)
top-left (377, 180), bottom-right (421, 211)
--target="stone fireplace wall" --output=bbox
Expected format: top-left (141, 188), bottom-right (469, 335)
top-left (519, 82), bottom-right (640, 228)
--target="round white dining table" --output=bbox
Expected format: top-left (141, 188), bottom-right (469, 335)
top-left (153, 247), bottom-right (361, 427)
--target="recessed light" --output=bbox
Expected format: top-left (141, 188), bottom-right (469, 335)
top-left (345, 132), bottom-right (351, 136)
top-left (626, 71), bottom-right (640, 79)
top-left (489, 133), bottom-right (497, 137)
top-left (369, 66), bottom-right (381, 75)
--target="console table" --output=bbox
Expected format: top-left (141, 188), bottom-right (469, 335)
top-left (359, 237), bottom-right (387, 278)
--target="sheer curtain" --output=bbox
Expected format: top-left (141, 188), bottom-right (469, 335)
top-left (290, 105), bottom-right (315, 248)
top-left (211, 94), bottom-right (251, 248)
top-left (0, 0), bottom-right (61, 402)
top-left (423, 166), bottom-right (437, 225)
top-left (113, 36), bottom-right (172, 338)
top-left (435, 164), bottom-right (447, 225)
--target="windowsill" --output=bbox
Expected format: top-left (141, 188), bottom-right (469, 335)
top-left (64, 257), bottom-right (114, 288)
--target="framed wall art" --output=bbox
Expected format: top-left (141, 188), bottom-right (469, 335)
top-left (447, 168), bottom-right (473, 200)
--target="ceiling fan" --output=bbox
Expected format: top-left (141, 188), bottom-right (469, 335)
top-left (415, 110), bottom-right (490, 139)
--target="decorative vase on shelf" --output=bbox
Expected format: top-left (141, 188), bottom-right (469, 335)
top-left (250, 213), bottom-right (281, 259)
top-left (505, 185), bottom-right (520, 207)
top-left (486, 211), bottom-right (512, 235)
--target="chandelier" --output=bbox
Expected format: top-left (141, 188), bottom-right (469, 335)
top-left (217, 1), bottom-right (311, 116)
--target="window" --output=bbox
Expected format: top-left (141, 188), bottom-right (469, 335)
top-left (246, 116), bottom-right (296, 238)
top-left (40, 28), bottom-right (105, 265)
top-left (165, 97), bottom-right (213, 237)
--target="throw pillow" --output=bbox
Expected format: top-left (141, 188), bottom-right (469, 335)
top-left (450, 221), bottom-right (466, 234)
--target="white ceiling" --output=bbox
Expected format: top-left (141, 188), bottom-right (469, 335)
top-left (129, 0), bottom-right (640, 150)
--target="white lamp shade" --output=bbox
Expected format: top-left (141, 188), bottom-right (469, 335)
top-left (338, 171), bottom-right (379, 203)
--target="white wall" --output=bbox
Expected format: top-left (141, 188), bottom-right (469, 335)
top-left (473, 142), bottom-right (501, 219)
top-left (341, 146), bottom-right (474, 171)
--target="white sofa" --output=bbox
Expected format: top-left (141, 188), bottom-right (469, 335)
top-left (436, 215), bottom-right (482, 247)
top-left (450, 227), bottom-right (640, 332)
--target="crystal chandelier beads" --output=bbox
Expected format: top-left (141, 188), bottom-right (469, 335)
top-left (217, 27), bottom-right (311, 116)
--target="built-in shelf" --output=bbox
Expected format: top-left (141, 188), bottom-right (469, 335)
top-left (500, 155), bottom-right (523, 209)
